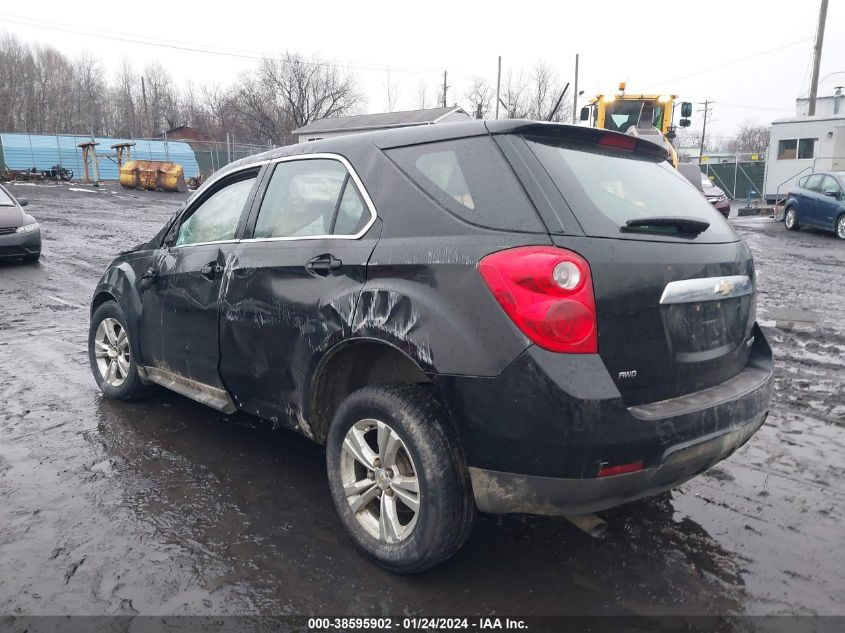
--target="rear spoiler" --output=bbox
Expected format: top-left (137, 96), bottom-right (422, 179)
top-left (484, 120), bottom-right (670, 163)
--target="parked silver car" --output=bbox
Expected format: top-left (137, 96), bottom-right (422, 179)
top-left (0, 183), bottom-right (41, 263)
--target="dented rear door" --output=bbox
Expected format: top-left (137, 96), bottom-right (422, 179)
top-left (218, 156), bottom-right (381, 430)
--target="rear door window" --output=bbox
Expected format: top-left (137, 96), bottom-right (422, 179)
top-left (525, 136), bottom-right (736, 242)
top-left (386, 136), bottom-right (544, 232)
top-left (253, 158), bottom-right (370, 238)
top-left (804, 174), bottom-right (823, 192)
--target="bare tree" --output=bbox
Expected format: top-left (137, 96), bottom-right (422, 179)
top-left (234, 53), bottom-right (362, 145)
top-left (527, 61), bottom-right (570, 122)
top-left (499, 67), bottom-right (530, 118)
top-left (464, 78), bottom-right (494, 119)
top-left (415, 79), bottom-right (430, 110)
top-left (728, 121), bottom-right (769, 154)
top-left (382, 69), bottom-right (400, 112)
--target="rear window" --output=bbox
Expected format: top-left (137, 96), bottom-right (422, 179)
top-left (386, 136), bottom-right (543, 232)
top-left (525, 136), bottom-right (736, 242)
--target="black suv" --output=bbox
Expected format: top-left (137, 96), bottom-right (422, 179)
top-left (88, 121), bottom-right (773, 572)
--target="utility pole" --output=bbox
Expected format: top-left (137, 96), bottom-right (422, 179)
top-left (572, 53), bottom-right (580, 124)
top-left (141, 77), bottom-right (152, 137)
top-left (808, 0), bottom-right (829, 116)
top-left (442, 70), bottom-right (449, 108)
top-left (495, 56), bottom-right (502, 120)
top-left (699, 100), bottom-right (711, 163)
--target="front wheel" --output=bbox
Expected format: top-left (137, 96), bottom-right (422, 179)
top-left (836, 214), bottom-right (845, 240)
top-left (784, 206), bottom-right (799, 231)
top-left (326, 384), bottom-right (476, 573)
top-left (88, 301), bottom-right (151, 400)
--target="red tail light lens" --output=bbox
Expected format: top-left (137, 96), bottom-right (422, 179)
top-left (478, 246), bottom-right (598, 353)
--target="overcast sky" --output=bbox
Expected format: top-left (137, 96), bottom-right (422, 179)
top-left (4, 0), bottom-right (844, 139)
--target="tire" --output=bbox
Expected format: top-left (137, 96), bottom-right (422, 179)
top-left (784, 206), bottom-right (799, 231)
top-left (88, 301), bottom-right (151, 400)
top-left (326, 384), bottom-right (476, 573)
top-left (836, 214), bottom-right (845, 240)
top-left (24, 253), bottom-right (40, 263)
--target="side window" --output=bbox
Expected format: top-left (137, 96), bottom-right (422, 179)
top-left (822, 175), bottom-right (841, 195)
top-left (386, 136), bottom-right (543, 232)
top-left (254, 159), bottom-right (366, 238)
top-left (176, 176), bottom-right (256, 246)
top-left (798, 176), bottom-right (809, 188)
top-left (805, 174), bottom-right (823, 191)
top-left (253, 158), bottom-right (347, 237)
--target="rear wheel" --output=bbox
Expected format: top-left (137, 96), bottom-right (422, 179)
top-left (24, 253), bottom-right (40, 263)
top-left (326, 384), bottom-right (475, 573)
top-left (836, 214), bottom-right (845, 240)
top-left (784, 206), bottom-right (799, 231)
top-left (88, 301), bottom-right (151, 400)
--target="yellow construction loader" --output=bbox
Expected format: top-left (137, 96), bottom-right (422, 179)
top-left (580, 83), bottom-right (693, 168)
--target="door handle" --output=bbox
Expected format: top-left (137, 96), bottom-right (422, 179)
top-left (140, 267), bottom-right (158, 290)
top-left (305, 254), bottom-right (342, 276)
top-left (200, 261), bottom-right (224, 280)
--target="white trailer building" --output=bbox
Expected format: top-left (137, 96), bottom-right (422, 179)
top-left (763, 114), bottom-right (845, 203)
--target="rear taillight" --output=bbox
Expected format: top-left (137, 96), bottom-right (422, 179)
top-left (478, 246), bottom-right (598, 354)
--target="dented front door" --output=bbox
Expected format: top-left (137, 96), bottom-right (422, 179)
top-left (139, 169), bottom-right (259, 393)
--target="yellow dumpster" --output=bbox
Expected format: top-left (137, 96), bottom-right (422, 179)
top-left (119, 160), bottom-right (187, 193)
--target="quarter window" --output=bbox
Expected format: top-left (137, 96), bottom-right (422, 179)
top-left (176, 175), bottom-right (256, 246)
top-left (253, 159), bottom-right (369, 238)
top-left (386, 137), bottom-right (543, 232)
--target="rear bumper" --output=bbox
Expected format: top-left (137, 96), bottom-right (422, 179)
top-left (0, 229), bottom-right (41, 258)
top-left (438, 324), bottom-right (773, 515)
top-left (470, 409), bottom-right (765, 515)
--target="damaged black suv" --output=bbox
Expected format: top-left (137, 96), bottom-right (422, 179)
top-left (88, 121), bottom-right (773, 572)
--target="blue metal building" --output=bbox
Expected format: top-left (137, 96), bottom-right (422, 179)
top-left (0, 133), bottom-right (200, 180)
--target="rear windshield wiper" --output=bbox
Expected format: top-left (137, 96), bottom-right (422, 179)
top-left (621, 217), bottom-right (710, 236)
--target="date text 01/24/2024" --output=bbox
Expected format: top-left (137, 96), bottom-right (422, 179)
top-left (307, 617), bottom-right (528, 630)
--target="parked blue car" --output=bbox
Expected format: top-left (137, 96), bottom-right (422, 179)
top-left (784, 172), bottom-right (845, 240)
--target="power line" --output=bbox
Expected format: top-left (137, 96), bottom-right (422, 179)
top-left (714, 101), bottom-right (795, 113)
top-left (643, 37), bottom-right (812, 90)
top-left (2, 13), bottom-right (482, 78)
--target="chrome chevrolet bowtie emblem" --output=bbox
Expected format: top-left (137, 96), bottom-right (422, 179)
top-left (714, 280), bottom-right (735, 296)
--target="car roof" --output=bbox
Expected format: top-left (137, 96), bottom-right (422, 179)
top-left (220, 119), bottom-right (670, 176)
top-left (806, 171), bottom-right (845, 178)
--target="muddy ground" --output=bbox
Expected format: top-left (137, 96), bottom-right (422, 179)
top-left (0, 183), bottom-right (843, 620)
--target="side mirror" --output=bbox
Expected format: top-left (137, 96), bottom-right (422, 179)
top-left (17, 198), bottom-right (28, 207)
top-left (580, 106), bottom-right (590, 121)
top-left (681, 102), bottom-right (693, 117)
top-left (679, 118), bottom-right (691, 128)
top-left (823, 189), bottom-right (840, 198)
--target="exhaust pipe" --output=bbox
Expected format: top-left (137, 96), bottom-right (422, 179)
top-left (565, 514), bottom-right (607, 538)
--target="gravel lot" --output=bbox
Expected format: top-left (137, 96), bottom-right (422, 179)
top-left (0, 183), bottom-right (843, 619)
